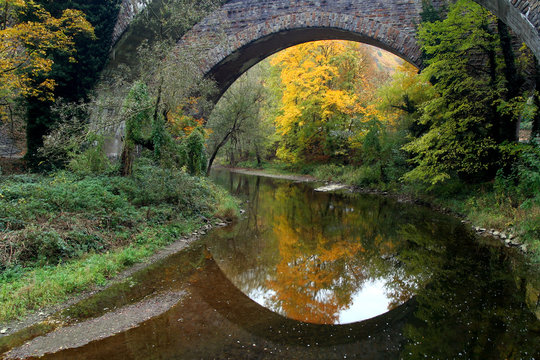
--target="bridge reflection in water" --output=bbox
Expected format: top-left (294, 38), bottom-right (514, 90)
top-left (32, 251), bottom-right (416, 360)
top-left (7, 170), bottom-right (539, 360)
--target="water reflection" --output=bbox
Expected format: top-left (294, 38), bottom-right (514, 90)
top-left (2, 170), bottom-right (538, 360)
top-left (208, 171), bottom-right (445, 324)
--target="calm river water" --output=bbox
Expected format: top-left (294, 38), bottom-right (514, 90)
top-left (3, 170), bottom-right (539, 359)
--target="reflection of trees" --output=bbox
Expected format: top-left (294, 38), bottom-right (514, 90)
top-left (208, 172), bottom-right (280, 295)
top-left (261, 184), bottom-right (449, 324)
top-left (268, 210), bottom-right (365, 323)
top-left (401, 230), bottom-right (540, 359)
top-left (210, 172), bottom-right (539, 353)
top-left (210, 172), bottom-right (463, 324)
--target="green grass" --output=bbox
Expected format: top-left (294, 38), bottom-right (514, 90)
top-left (427, 182), bottom-right (540, 261)
top-left (0, 163), bottom-right (239, 322)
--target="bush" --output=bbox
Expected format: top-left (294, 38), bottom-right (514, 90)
top-left (68, 136), bottom-right (113, 176)
top-left (495, 142), bottom-right (540, 205)
top-left (0, 161), bottom-right (239, 281)
top-left (112, 161), bottom-right (213, 215)
top-left (1, 227), bottom-right (108, 269)
top-left (184, 127), bottom-right (207, 176)
top-left (311, 164), bottom-right (346, 181)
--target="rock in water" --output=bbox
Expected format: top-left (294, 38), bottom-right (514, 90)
top-left (314, 184), bottom-right (348, 192)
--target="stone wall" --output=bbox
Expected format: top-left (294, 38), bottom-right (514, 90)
top-left (0, 128), bottom-right (20, 158)
top-left (111, 0), bottom-right (150, 46)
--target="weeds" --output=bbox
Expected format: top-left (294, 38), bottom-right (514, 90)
top-left (0, 162), bottom-right (238, 321)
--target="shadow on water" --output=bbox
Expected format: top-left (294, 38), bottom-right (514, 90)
top-left (1, 169), bottom-right (539, 359)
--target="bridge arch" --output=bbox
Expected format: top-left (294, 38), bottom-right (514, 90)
top-left (181, 1), bottom-right (424, 95)
top-left (176, 0), bottom-right (540, 96)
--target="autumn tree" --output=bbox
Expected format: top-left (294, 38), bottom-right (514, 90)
top-left (270, 40), bottom-right (384, 164)
top-left (0, 0), bottom-right (94, 128)
top-left (21, 0), bottom-right (122, 165)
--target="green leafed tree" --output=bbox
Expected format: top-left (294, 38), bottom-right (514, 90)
top-left (404, 0), bottom-right (524, 185)
top-left (120, 81), bottom-right (153, 176)
top-left (22, 0), bottom-right (120, 166)
top-left (206, 65), bottom-right (271, 173)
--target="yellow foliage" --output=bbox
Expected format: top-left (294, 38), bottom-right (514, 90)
top-left (269, 40), bottom-right (394, 163)
top-left (0, 0), bottom-right (94, 119)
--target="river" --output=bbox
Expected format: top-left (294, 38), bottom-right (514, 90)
top-left (2, 169), bottom-right (539, 359)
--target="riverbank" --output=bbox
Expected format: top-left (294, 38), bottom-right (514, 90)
top-left (0, 164), bottom-right (239, 326)
top-left (2, 167), bottom-right (539, 359)
top-left (221, 163), bottom-right (539, 261)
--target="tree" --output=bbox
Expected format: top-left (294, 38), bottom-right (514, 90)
top-left (269, 40), bottom-right (387, 165)
top-left (184, 126), bottom-right (207, 176)
top-left (124, 0), bottom-right (221, 175)
top-left (0, 0), bottom-right (94, 124)
top-left (21, 0), bottom-right (123, 166)
top-left (206, 68), bottom-right (267, 173)
top-left (134, 0), bottom-right (221, 129)
top-left (119, 81), bottom-right (153, 176)
top-left (404, 0), bottom-right (523, 184)
top-left (40, 0), bottom-right (222, 174)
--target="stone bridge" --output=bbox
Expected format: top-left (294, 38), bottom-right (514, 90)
top-left (112, 0), bottom-right (540, 94)
top-left (160, 0), bottom-right (540, 94)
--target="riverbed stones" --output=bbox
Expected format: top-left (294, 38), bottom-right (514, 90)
top-left (470, 225), bottom-right (529, 254)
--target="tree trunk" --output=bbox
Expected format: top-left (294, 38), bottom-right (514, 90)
top-left (120, 141), bottom-right (134, 176)
top-left (206, 130), bottom-right (234, 176)
top-left (255, 146), bottom-right (262, 166)
top-left (533, 59), bottom-right (540, 140)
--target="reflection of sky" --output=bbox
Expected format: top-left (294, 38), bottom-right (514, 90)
top-left (338, 279), bottom-right (390, 323)
top-left (249, 287), bottom-right (275, 307)
top-left (247, 279), bottom-right (392, 324)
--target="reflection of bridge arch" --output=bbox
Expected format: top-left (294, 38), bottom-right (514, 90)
top-left (177, 0), bottom-right (540, 96)
top-left (191, 255), bottom-right (417, 347)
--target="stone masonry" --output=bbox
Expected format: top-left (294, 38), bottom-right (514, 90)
top-left (112, 0), bottom-right (150, 46)
top-left (110, 0), bottom-right (540, 93)
top-left (181, 0), bottom-right (426, 93)
top-left (173, 0), bottom-right (540, 94)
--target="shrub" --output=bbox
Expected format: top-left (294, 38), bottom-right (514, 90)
top-left (68, 136), bottom-right (112, 176)
top-left (184, 127), bottom-right (208, 176)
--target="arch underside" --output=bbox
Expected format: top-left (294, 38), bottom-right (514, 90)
top-left (177, 0), bottom-right (540, 98)
top-left (207, 27), bottom-right (420, 96)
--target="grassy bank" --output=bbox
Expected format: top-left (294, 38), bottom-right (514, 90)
top-left (234, 160), bottom-right (540, 262)
top-left (0, 162), bottom-right (239, 322)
